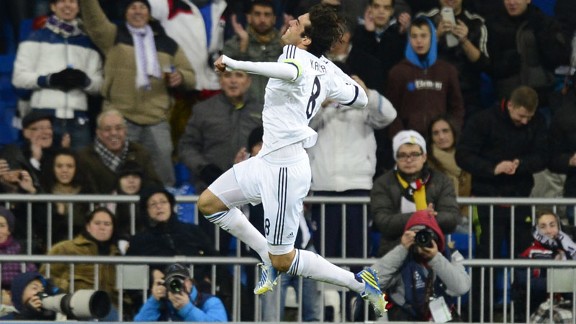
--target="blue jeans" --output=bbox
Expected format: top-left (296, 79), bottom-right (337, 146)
top-left (125, 119), bottom-right (175, 186)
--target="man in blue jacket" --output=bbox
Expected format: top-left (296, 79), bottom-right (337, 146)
top-left (134, 264), bottom-right (227, 322)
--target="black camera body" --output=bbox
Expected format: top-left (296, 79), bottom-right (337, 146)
top-left (414, 229), bottom-right (436, 248)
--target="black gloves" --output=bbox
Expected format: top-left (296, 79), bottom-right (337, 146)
top-left (48, 68), bottom-right (90, 91)
top-left (199, 164), bottom-right (223, 184)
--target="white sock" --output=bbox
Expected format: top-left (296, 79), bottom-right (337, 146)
top-left (205, 207), bottom-right (271, 264)
top-left (287, 249), bottom-right (364, 293)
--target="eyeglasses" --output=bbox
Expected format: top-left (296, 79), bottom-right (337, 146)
top-left (396, 152), bottom-right (423, 161)
top-left (148, 200), bottom-right (169, 208)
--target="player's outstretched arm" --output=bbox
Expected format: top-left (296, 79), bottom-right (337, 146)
top-left (217, 55), bottom-right (299, 81)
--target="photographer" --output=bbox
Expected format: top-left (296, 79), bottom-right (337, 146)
top-left (1, 272), bottom-right (58, 320)
top-left (371, 210), bottom-right (470, 321)
top-left (134, 264), bottom-right (227, 322)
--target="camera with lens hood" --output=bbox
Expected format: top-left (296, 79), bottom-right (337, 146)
top-left (163, 264), bottom-right (190, 294)
top-left (164, 275), bottom-right (186, 294)
top-left (37, 289), bottom-right (111, 320)
top-left (414, 229), bottom-right (436, 248)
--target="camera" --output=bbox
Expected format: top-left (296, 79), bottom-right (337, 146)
top-left (37, 289), bottom-right (111, 320)
top-left (164, 275), bottom-right (186, 294)
top-left (163, 263), bottom-right (190, 294)
top-left (414, 229), bottom-right (436, 248)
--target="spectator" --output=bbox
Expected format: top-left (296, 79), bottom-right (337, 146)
top-left (326, 28), bottom-right (387, 93)
top-left (40, 148), bottom-right (95, 245)
top-left (222, 0), bottom-right (284, 104)
top-left (125, 187), bottom-right (217, 317)
top-left (425, 116), bottom-right (471, 224)
top-left (1, 272), bottom-right (58, 320)
top-left (149, 0), bottom-right (226, 92)
top-left (78, 109), bottom-right (162, 194)
top-left (79, 0), bottom-right (196, 187)
top-left (106, 161), bottom-right (146, 251)
top-left (371, 130), bottom-right (459, 257)
top-left (39, 207), bottom-right (120, 321)
top-left (178, 70), bottom-right (262, 252)
top-left (370, 210), bottom-right (470, 321)
top-left (419, 0), bottom-right (490, 120)
top-left (0, 207), bottom-right (37, 296)
top-left (514, 210), bottom-right (576, 321)
top-left (0, 160), bottom-right (37, 195)
top-left (351, 0), bottom-right (407, 92)
top-left (486, 0), bottom-right (569, 105)
top-left (134, 263), bottom-right (227, 322)
top-left (350, 0), bottom-right (408, 175)
top-left (308, 72), bottom-right (396, 261)
top-left (0, 110), bottom-right (61, 192)
top-left (386, 16), bottom-right (464, 138)
top-left (12, 0), bottom-right (103, 150)
top-left (178, 70), bottom-right (262, 194)
top-left (455, 85), bottom-right (548, 320)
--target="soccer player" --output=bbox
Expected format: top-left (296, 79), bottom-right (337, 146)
top-left (197, 4), bottom-right (387, 316)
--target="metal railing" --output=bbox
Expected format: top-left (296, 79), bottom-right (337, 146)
top-left (2, 194), bottom-right (576, 322)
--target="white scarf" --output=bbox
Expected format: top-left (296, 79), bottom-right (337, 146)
top-left (126, 23), bottom-right (161, 90)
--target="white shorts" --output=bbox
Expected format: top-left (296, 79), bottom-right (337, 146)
top-left (208, 144), bottom-right (311, 254)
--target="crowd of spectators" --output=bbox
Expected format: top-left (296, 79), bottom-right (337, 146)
top-left (0, 0), bottom-right (575, 321)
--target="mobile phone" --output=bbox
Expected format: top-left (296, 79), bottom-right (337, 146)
top-left (440, 7), bottom-right (459, 47)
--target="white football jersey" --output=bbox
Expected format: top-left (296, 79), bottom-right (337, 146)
top-left (260, 45), bottom-right (367, 155)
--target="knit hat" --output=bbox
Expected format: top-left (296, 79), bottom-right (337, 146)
top-left (118, 160), bottom-right (144, 178)
top-left (405, 210), bottom-right (445, 251)
top-left (0, 206), bottom-right (15, 232)
top-left (123, 0), bottom-right (151, 15)
top-left (392, 130), bottom-right (427, 161)
top-left (22, 110), bottom-right (54, 129)
top-left (11, 272), bottom-right (44, 312)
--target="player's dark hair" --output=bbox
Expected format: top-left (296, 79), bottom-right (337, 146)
top-left (303, 4), bottom-right (345, 57)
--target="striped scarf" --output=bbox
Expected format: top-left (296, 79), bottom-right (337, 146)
top-left (94, 138), bottom-right (129, 172)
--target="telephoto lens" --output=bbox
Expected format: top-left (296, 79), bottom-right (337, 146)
top-left (39, 289), bottom-right (111, 320)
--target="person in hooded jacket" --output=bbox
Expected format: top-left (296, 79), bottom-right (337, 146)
top-left (371, 210), bottom-right (470, 321)
top-left (385, 16), bottom-right (464, 138)
top-left (1, 272), bottom-right (59, 320)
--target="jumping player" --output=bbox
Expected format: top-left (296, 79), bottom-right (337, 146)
top-left (197, 4), bottom-right (387, 316)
